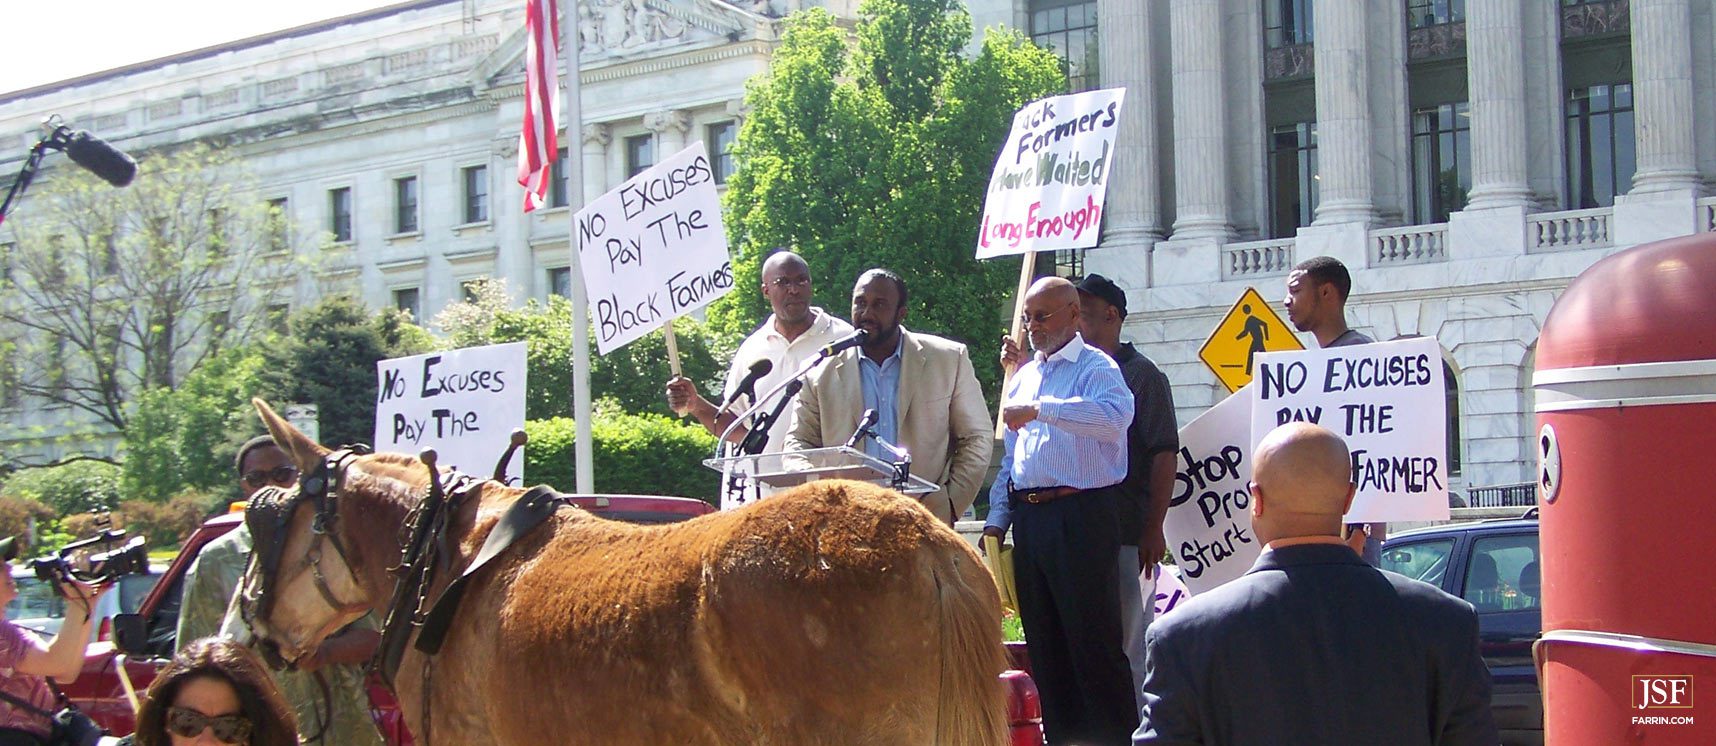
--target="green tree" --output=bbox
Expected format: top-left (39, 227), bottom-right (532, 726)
top-left (0, 142), bottom-right (308, 434)
top-left (0, 460), bottom-right (121, 516)
top-left (119, 345), bottom-right (268, 503)
top-left (435, 280), bottom-right (731, 419)
top-left (712, 0), bottom-right (1064, 395)
top-left (256, 296), bottom-right (435, 449)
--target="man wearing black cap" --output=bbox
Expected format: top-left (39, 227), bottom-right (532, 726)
top-left (1009, 274), bottom-right (1181, 708)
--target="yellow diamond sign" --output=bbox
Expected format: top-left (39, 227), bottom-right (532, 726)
top-left (1199, 287), bottom-right (1305, 393)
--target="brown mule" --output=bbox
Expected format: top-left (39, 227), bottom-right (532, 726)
top-left (239, 399), bottom-right (1009, 745)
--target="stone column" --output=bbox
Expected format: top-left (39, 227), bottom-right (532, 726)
top-left (1311, 0), bottom-right (1375, 224)
top-left (644, 109), bottom-right (692, 162)
top-left (581, 124), bottom-right (609, 200)
top-left (1097, 0), bottom-right (1162, 243)
top-left (1464, 0), bottom-right (1534, 209)
top-left (1169, 0), bottom-right (1233, 239)
top-left (1628, 0), bottom-right (1699, 193)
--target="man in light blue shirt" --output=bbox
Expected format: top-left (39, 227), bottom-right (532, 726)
top-left (983, 277), bottom-right (1137, 745)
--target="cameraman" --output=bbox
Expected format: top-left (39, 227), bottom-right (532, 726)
top-left (0, 535), bottom-right (109, 746)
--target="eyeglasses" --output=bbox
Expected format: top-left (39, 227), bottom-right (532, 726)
top-left (1019, 302), bottom-right (1076, 327)
top-left (166, 707), bottom-right (253, 744)
top-left (242, 465), bottom-right (299, 489)
top-left (767, 276), bottom-right (810, 289)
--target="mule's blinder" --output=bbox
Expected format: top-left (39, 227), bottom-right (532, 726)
top-left (240, 446), bottom-right (370, 630)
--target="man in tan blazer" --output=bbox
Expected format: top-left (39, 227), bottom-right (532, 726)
top-left (786, 269), bottom-right (992, 525)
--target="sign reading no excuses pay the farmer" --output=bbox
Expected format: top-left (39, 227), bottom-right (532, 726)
top-left (375, 342), bottom-right (527, 484)
top-left (976, 88), bottom-right (1126, 259)
top-left (575, 142), bottom-right (733, 354)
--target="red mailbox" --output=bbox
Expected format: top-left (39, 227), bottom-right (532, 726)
top-left (1533, 232), bottom-right (1716, 744)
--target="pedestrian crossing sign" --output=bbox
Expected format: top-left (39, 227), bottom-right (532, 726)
top-left (1198, 286), bottom-right (1305, 393)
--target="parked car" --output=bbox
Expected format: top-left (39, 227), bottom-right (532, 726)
top-left (6, 567), bottom-right (160, 643)
top-left (71, 494), bottom-right (1044, 744)
top-left (1381, 509), bottom-right (1542, 746)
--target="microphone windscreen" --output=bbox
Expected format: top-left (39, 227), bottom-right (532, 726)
top-left (65, 130), bottom-right (138, 187)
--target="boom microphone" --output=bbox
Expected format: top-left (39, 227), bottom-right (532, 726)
top-left (64, 130), bottom-right (137, 187)
top-left (817, 329), bottom-right (869, 358)
top-left (718, 358), bottom-right (774, 417)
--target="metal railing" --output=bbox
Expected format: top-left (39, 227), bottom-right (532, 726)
top-left (1466, 482), bottom-right (1537, 508)
top-left (1528, 207), bottom-right (1612, 252)
top-left (1371, 223), bottom-right (1448, 265)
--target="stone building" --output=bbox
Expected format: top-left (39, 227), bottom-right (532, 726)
top-left (967, 0), bottom-right (1713, 499)
top-left (3, 0), bottom-right (1712, 500)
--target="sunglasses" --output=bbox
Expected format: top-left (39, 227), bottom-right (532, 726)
top-left (1019, 301), bottom-right (1077, 327)
top-left (166, 706), bottom-right (253, 744)
top-left (242, 465), bottom-right (299, 489)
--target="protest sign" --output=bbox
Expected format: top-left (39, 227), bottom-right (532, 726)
top-left (1251, 336), bottom-right (1449, 523)
top-left (1163, 387), bottom-right (1261, 595)
top-left (976, 88), bottom-right (1126, 259)
top-left (1151, 566), bottom-right (1191, 619)
top-left (575, 142), bottom-right (733, 354)
top-left (374, 342), bottom-right (528, 484)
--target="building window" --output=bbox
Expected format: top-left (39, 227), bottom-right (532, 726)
top-left (329, 188), bottom-right (352, 243)
top-left (1445, 359), bottom-right (1462, 478)
top-left (205, 208), bottom-right (227, 256)
top-left (1411, 102), bottom-right (1470, 223)
top-left (101, 234), bottom-right (119, 274)
top-left (0, 352), bottom-right (17, 408)
top-left (395, 176), bottom-right (419, 234)
top-left (1407, 0), bottom-right (1464, 28)
top-left (1029, 0), bottom-right (1100, 92)
top-left (266, 197), bottom-right (289, 253)
top-left (550, 148), bottom-right (570, 208)
top-left (707, 122), bottom-right (737, 184)
top-left (266, 303), bottom-right (291, 334)
top-left (0, 242), bottom-right (12, 284)
top-left (1565, 83), bottom-right (1635, 209)
top-left (463, 165), bottom-right (489, 224)
top-left (548, 267), bottom-right (572, 299)
top-left (1264, 0), bottom-right (1314, 48)
top-left (625, 135), bottom-right (655, 177)
top-left (393, 288), bottom-right (421, 320)
top-left (1268, 121), bottom-right (1319, 238)
top-left (49, 338), bottom-right (66, 394)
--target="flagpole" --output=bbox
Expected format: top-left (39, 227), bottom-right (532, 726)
top-left (562, 0), bottom-right (595, 492)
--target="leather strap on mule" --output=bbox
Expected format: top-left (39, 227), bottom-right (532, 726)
top-left (413, 486), bottom-right (564, 656)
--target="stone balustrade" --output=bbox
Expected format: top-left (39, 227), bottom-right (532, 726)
top-left (1528, 208), bottom-right (1612, 253)
top-left (1371, 223), bottom-right (1449, 265)
top-left (1221, 237), bottom-right (1295, 279)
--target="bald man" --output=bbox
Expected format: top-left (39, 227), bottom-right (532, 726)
top-left (985, 277), bottom-right (1138, 744)
top-left (667, 250), bottom-right (852, 508)
top-left (1134, 424), bottom-right (1497, 745)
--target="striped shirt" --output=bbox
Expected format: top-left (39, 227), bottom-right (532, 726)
top-left (985, 334), bottom-right (1133, 532)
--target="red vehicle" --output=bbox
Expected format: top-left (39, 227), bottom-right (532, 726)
top-left (65, 496), bottom-right (1043, 744)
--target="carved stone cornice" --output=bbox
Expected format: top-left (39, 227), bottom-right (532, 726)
top-left (643, 109), bottom-right (691, 135)
top-left (582, 123), bottom-right (612, 147)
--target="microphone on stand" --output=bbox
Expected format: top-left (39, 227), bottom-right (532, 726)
top-left (717, 359), bottom-right (773, 418)
top-left (844, 408), bottom-right (880, 450)
top-left (817, 329), bottom-right (869, 359)
top-left (739, 378), bottom-right (803, 456)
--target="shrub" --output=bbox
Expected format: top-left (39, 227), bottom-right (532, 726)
top-left (120, 493), bottom-right (216, 548)
top-left (0, 497), bottom-right (56, 549)
top-left (0, 461), bottom-right (123, 516)
top-left (524, 413), bottom-right (719, 504)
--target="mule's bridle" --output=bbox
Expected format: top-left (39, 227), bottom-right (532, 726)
top-left (242, 446), bottom-right (372, 634)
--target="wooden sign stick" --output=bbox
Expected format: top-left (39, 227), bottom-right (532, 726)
top-left (995, 251), bottom-right (1037, 438)
top-left (663, 319), bottom-right (683, 377)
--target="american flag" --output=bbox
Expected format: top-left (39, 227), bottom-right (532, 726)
top-left (518, 0), bottom-right (560, 212)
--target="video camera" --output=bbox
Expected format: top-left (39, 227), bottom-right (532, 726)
top-left (30, 523), bottom-right (148, 585)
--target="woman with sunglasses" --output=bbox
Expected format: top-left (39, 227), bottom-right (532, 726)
top-left (126, 638), bottom-right (295, 746)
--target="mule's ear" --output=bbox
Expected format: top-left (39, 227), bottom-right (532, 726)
top-left (253, 398), bottom-right (330, 471)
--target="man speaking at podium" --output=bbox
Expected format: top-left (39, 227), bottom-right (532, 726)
top-left (785, 268), bottom-right (992, 525)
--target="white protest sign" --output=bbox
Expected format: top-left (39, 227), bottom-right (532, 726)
top-left (575, 142), bottom-right (733, 354)
top-left (374, 342), bottom-right (527, 484)
top-left (976, 88), bottom-right (1125, 259)
top-left (1251, 336), bottom-right (1449, 523)
top-left (1164, 387), bottom-right (1261, 595)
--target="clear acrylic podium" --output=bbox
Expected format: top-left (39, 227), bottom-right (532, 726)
top-left (704, 446), bottom-right (939, 506)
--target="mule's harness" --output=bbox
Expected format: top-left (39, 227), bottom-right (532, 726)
top-left (244, 440), bottom-right (567, 746)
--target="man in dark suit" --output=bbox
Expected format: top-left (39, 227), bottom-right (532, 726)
top-left (1134, 423), bottom-right (1497, 745)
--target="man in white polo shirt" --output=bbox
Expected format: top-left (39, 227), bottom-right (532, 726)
top-left (666, 250), bottom-right (852, 508)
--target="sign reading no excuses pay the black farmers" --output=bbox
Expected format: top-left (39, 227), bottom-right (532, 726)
top-left (575, 141), bottom-right (734, 354)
